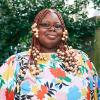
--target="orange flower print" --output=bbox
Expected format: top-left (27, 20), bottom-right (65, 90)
top-left (50, 68), bottom-right (66, 78)
top-left (87, 87), bottom-right (90, 100)
top-left (36, 85), bottom-right (48, 100)
top-left (87, 60), bottom-right (92, 70)
top-left (5, 89), bottom-right (14, 100)
top-left (6, 56), bottom-right (15, 65)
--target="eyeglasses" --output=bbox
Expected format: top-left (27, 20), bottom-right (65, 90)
top-left (39, 22), bottom-right (63, 30)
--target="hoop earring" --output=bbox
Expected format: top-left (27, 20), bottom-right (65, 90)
top-left (62, 30), bottom-right (68, 41)
top-left (32, 23), bottom-right (39, 38)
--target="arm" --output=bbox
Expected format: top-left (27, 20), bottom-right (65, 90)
top-left (80, 51), bottom-right (99, 100)
top-left (0, 55), bottom-right (16, 100)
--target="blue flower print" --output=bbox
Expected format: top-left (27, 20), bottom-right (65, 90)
top-left (67, 86), bottom-right (81, 100)
top-left (21, 81), bottom-right (31, 94)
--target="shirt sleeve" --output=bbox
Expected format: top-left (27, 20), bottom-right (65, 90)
top-left (80, 51), bottom-right (99, 100)
top-left (0, 55), bottom-right (16, 100)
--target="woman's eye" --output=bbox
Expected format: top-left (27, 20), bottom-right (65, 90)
top-left (55, 24), bottom-right (62, 28)
top-left (40, 23), bottom-right (50, 27)
top-left (39, 23), bottom-right (62, 29)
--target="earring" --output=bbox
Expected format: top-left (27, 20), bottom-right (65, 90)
top-left (62, 30), bottom-right (68, 41)
top-left (32, 23), bottom-right (39, 38)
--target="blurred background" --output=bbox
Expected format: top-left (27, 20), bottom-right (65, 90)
top-left (0, 0), bottom-right (100, 74)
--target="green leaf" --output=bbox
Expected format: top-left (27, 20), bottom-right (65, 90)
top-left (63, 77), bottom-right (71, 82)
top-left (51, 54), bottom-right (57, 59)
top-left (0, 79), bottom-right (5, 88)
top-left (39, 64), bottom-right (46, 69)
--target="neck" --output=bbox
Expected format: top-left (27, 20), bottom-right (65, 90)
top-left (40, 47), bottom-right (57, 53)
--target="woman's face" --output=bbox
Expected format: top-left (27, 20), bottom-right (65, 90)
top-left (38, 12), bottom-right (63, 49)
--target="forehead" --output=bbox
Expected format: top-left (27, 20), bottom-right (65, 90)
top-left (41, 12), bottom-right (61, 23)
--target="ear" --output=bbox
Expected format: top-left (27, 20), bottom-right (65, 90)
top-left (32, 23), bottom-right (37, 29)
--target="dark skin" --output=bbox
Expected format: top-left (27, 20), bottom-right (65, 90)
top-left (38, 12), bottom-right (63, 53)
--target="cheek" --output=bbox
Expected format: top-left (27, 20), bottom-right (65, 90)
top-left (38, 29), bottom-right (47, 42)
top-left (38, 28), bottom-right (63, 41)
top-left (38, 30), bottom-right (63, 48)
top-left (38, 28), bottom-right (46, 36)
top-left (57, 31), bottom-right (63, 38)
top-left (59, 31), bottom-right (63, 36)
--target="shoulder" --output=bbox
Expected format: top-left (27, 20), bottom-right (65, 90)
top-left (71, 49), bottom-right (92, 67)
top-left (75, 49), bottom-right (93, 67)
top-left (0, 51), bottom-right (30, 74)
top-left (73, 49), bottom-right (97, 74)
top-left (15, 50), bottom-right (30, 57)
top-left (2, 51), bottom-right (30, 66)
top-left (72, 49), bottom-right (90, 60)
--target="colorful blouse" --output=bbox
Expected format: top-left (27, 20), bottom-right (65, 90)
top-left (0, 50), bottom-right (99, 100)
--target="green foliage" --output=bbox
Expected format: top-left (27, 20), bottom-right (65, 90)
top-left (0, 0), bottom-right (99, 65)
top-left (0, 75), bottom-right (5, 88)
top-left (91, 0), bottom-right (100, 9)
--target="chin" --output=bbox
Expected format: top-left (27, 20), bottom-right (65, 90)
top-left (45, 42), bottom-right (60, 49)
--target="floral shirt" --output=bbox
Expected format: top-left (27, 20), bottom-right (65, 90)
top-left (0, 50), bottom-right (99, 100)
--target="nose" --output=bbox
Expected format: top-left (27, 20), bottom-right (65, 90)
top-left (49, 26), bottom-right (55, 31)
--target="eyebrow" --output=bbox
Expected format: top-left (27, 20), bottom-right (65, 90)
top-left (41, 21), bottom-right (62, 24)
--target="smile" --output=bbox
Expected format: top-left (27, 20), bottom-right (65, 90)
top-left (47, 34), bottom-right (57, 40)
top-left (45, 32), bottom-right (57, 39)
top-left (48, 34), bottom-right (57, 37)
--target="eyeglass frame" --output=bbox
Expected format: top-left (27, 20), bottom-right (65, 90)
top-left (38, 22), bottom-right (63, 31)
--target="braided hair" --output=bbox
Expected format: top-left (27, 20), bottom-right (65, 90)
top-left (31, 8), bottom-right (66, 49)
top-left (16, 9), bottom-right (80, 96)
top-left (30, 8), bottom-right (80, 75)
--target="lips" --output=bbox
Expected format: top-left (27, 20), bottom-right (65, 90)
top-left (45, 32), bottom-right (57, 39)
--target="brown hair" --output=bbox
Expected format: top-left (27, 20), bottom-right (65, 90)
top-left (31, 8), bottom-right (67, 51)
top-left (34, 8), bottom-right (65, 29)
top-left (30, 8), bottom-right (79, 75)
top-left (17, 9), bottom-right (79, 90)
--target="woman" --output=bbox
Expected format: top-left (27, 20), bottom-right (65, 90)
top-left (0, 8), bottom-right (99, 100)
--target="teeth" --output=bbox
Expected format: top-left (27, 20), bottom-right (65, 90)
top-left (46, 33), bottom-right (57, 39)
top-left (48, 34), bottom-right (55, 36)
top-left (48, 35), bottom-right (56, 38)
top-left (49, 35), bottom-right (56, 37)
